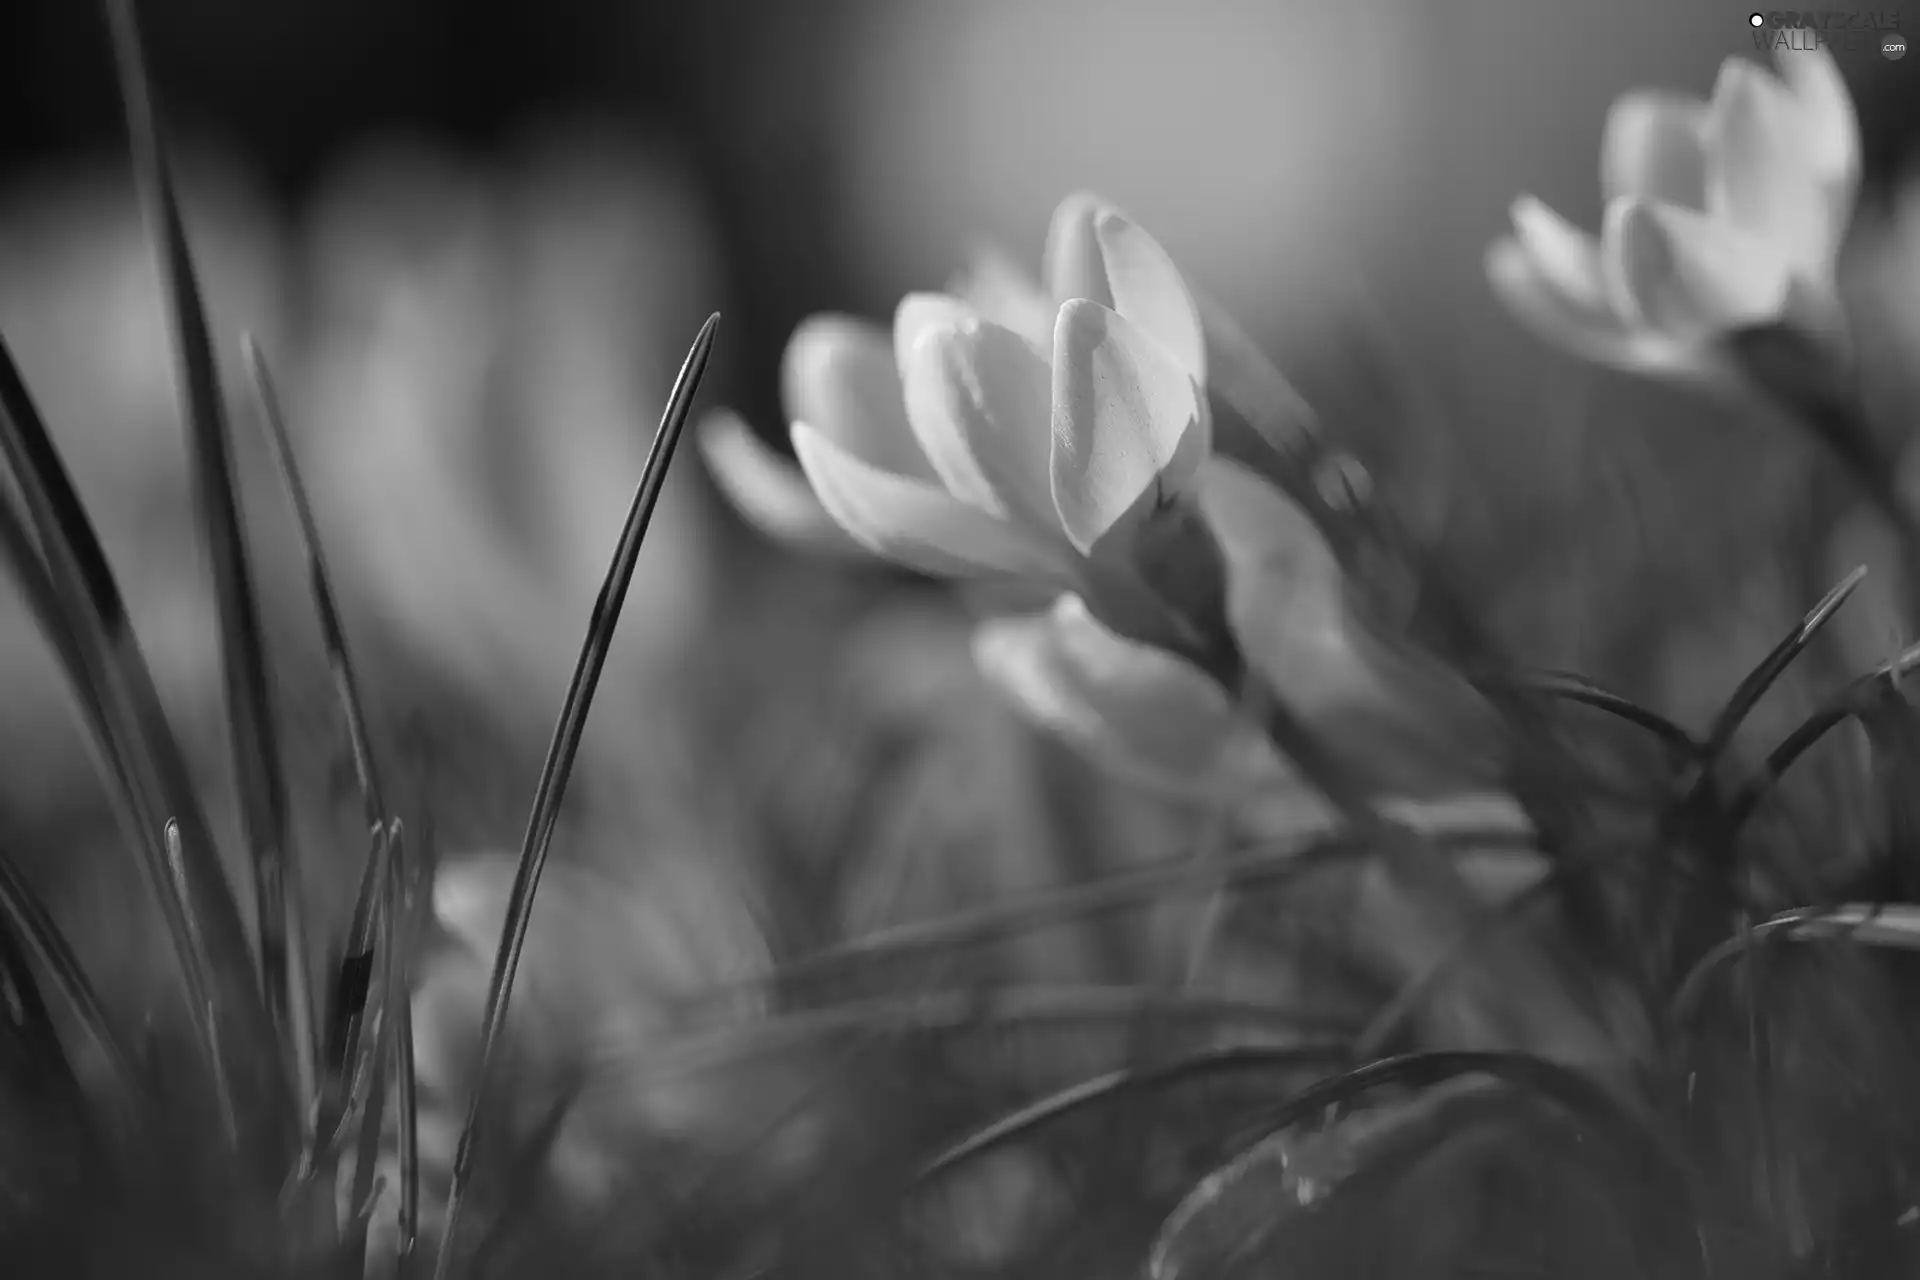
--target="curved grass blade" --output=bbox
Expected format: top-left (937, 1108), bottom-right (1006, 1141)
top-left (106, 0), bottom-right (316, 1139)
top-left (1233, 1051), bottom-right (1707, 1275)
top-left (1671, 903), bottom-right (1920, 1024)
top-left (1724, 641), bottom-right (1920, 832)
top-left (432, 314), bottom-right (719, 1279)
top-left (915, 1042), bottom-right (1352, 1183)
top-left (0, 845), bottom-right (139, 1114)
top-left (1694, 565), bottom-right (1867, 776)
top-left (1519, 669), bottom-right (1701, 759)
top-left (0, 333), bottom-right (276, 1158)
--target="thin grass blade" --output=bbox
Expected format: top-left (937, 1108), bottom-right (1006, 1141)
top-left (1520, 669), bottom-right (1702, 759)
top-left (432, 314), bottom-right (719, 1278)
top-left (0, 845), bottom-right (140, 1113)
top-left (246, 338), bottom-right (394, 1149)
top-left (916, 1043), bottom-right (1351, 1183)
top-left (105, 0), bottom-right (317, 1137)
top-left (1696, 564), bottom-right (1867, 771)
top-left (1672, 903), bottom-right (1920, 1023)
top-left (1725, 641), bottom-right (1920, 832)
top-left (0, 331), bottom-right (276, 1156)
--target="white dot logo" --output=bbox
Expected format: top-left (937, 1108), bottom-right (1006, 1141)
top-left (1749, 11), bottom-right (1765, 26)
top-left (1887, 33), bottom-right (1909, 59)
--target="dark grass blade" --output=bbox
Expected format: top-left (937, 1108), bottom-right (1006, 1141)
top-left (1671, 903), bottom-right (1920, 1024)
top-left (0, 845), bottom-right (139, 1114)
top-left (106, 0), bottom-right (316, 1136)
top-left (343, 822), bottom-right (419, 1271)
top-left (1724, 642), bottom-right (1920, 832)
top-left (0, 333), bottom-right (277, 1157)
top-left (433, 314), bottom-right (719, 1278)
top-left (245, 340), bottom-right (396, 1152)
top-left (241, 337), bottom-right (387, 830)
top-left (1694, 565), bottom-right (1867, 774)
top-left (0, 877), bottom-right (81, 1105)
top-left (1519, 669), bottom-right (1702, 759)
top-left (915, 1043), bottom-right (1352, 1183)
top-left (1232, 1051), bottom-right (1706, 1274)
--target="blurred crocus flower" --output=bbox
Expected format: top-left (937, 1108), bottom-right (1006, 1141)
top-left (1488, 46), bottom-right (1858, 381)
top-left (975, 456), bottom-right (1505, 802)
top-left (702, 192), bottom-right (1212, 602)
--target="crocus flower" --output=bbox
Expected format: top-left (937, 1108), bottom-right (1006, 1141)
top-left (699, 192), bottom-right (1214, 600)
top-left (1488, 45), bottom-right (1858, 381)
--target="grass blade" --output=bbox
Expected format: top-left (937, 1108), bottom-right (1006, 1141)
top-left (915, 1043), bottom-right (1351, 1183)
top-left (1723, 642), bottom-right (1920, 833)
top-left (0, 845), bottom-right (140, 1114)
top-left (105, 0), bottom-right (316, 1139)
top-left (1519, 669), bottom-right (1701, 759)
top-left (243, 337), bottom-right (400, 1162)
top-left (433, 313), bottom-right (719, 1278)
top-left (0, 331), bottom-right (277, 1158)
top-left (241, 336), bottom-right (386, 831)
top-left (1672, 903), bottom-right (1920, 1024)
top-left (1695, 564), bottom-right (1867, 772)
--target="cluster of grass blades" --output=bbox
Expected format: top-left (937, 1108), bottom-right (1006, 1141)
top-left (0, 2), bottom-right (719, 1274)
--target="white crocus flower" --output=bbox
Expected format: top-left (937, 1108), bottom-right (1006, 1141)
top-left (699, 192), bottom-right (1213, 585)
top-left (1488, 45), bottom-right (1858, 380)
top-left (975, 456), bottom-right (1507, 804)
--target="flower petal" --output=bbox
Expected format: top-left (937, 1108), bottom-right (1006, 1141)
top-left (1050, 299), bottom-right (1211, 555)
top-left (949, 242), bottom-right (1057, 350)
top-left (1703, 57), bottom-right (1838, 269)
top-left (972, 594), bottom-right (1289, 799)
top-left (1199, 457), bottom-right (1508, 795)
top-left (791, 420), bottom-right (1071, 580)
top-left (894, 291), bottom-right (980, 377)
top-left (1509, 196), bottom-right (1609, 311)
top-left (1042, 191), bottom-right (1120, 308)
top-left (1601, 196), bottom-right (1794, 342)
top-left (1485, 236), bottom-right (1694, 376)
top-left (1190, 285), bottom-right (1327, 482)
top-left (781, 314), bottom-right (935, 481)
top-left (1772, 43), bottom-right (1859, 186)
top-left (900, 316), bottom-right (1060, 533)
top-left (1094, 210), bottom-right (1207, 382)
top-left (696, 409), bottom-right (863, 556)
top-left (1600, 91), bottom-right (1708, 209)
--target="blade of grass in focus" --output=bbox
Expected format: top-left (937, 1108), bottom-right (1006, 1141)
top-left (105, 0), bottom-right (317, 1151)
top-left (433, 313), bottom-right (719, 1278)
